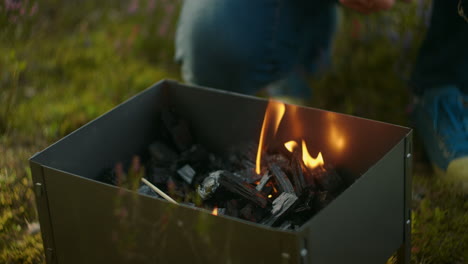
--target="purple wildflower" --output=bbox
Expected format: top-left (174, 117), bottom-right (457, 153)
top-left (127, 0), bottom-right (139, 14)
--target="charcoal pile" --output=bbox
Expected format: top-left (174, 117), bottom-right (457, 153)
top-left (98, 109), bottom-right (352, 230)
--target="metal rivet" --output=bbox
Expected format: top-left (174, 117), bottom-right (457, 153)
top-left (406, 219), bottom-right (411, 225)
top-left (35, 183), bottom-right (43, 197)
top-left (281, 252), bottom-right (290, 259)
top-left (406, 153), bottom-right (412, 158)
top-left (300, 249), bottom-right (308, 257)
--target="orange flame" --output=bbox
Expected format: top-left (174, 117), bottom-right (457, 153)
top-left (255, 101), bottom-right (286, 174)
top-left (284, 140), bottom-right (299, 153)
top-left (212, 207), bottom-right (218, 216)
top-left (302, 140), bottom-right (324, 169)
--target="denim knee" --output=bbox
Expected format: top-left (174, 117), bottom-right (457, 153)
top-left (175, 0), bottom-right (337, 95)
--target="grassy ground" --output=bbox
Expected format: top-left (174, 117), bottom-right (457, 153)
top-left (0, 1), bottom-right (466, 263)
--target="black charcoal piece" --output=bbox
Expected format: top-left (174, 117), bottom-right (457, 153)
top-left (179, 144), bottom-right (209, 166)
top-left (234, 169), bottom-right (262, 184)
top-left (225, 199), bottom-right (240, 218)
top-left (177, 164), bottom-right (196, 184)
top-left (271, 192), bottom-right (298, 218)
top-left (240, 204), bottom-right (256, 222)
top-left (148, 167), bottom-right (172, 184)
top-left (161, 110), bottom-right (193, 151)
top-left (290, 151), bottom-right (306, 195)
top-left (138, 185), bottom-right (160, 198)
top-left (311, 166), bottom-right (344, 194)
top-left (216, 208), bottom-right (226, 215)
top-left (269, 163), bottom-right (295, 194)
top-left (256, 173), bottom-right (271, 191)
top-left (218, 171), bottom-right (269, 208)
top-left (279, 221), bottom-right (292, 230)
top-left (148, 141), bottom-right (178, 166)
top-left (171, 120), bottom-right (193, 151)
top-left (197, 171), bottom-right (222, 200)
top-left (266, 154), bottom-right (291, 173)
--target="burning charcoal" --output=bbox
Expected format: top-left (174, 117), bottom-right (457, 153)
top-left (138, 185), bottom-right (160, 198)
top-left (148, 167), bottom-right (172, 184)
top-left (211, 206), bottom-right (226, 215)
top-left (311, 166), bottom-right (344, 194)
top-left (161, 110), bottom-right (193, 151)
top-left (269, 163), bottom-right (295, 194)
top-left (256, 173), bottom-right (271, 191)
top-left (177, 164), bottom-right (196, 184)
top-left (148, 141), bottom-right (178, 166)
top-left (290, 151), bottom-right (307, 195)
top-left (271, 192), bottom-right (298, 218)
top-left (197, 171), bottom-right (222, 200)
top-left (266, 154), bottom-right (291, 173)
top-left (218, 171), bottom-right (269, 208)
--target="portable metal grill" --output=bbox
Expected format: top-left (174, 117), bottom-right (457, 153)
top-left (30, 80), bottom-right (412, 264)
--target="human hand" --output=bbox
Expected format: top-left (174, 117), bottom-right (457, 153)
top-left (339, 0), bottom-right (396, 14)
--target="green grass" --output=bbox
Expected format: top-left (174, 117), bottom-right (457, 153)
top-left (0, 1), bottom-right (466, 263)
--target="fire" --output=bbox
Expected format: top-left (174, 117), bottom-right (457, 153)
top-left (302, 140), bottom-right (324, 169)
top-left (255, 101), bottom-right (286, 174)
top-left (212, 206), bottom-right (218, 216)
top-left (284, 140), bottom-right (298, 153)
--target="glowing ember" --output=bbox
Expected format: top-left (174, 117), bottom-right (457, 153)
top-left (302, 140), bottom-right (324, 169)
top-left (212, 207), bottom-right (218, 216)
top-left (284, 140), bottom-right (299, 153)
top-left (255, 101), bottom-right (286, 174)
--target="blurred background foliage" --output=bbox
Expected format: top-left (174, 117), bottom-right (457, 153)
top-left (0, 0), bottom-right (466, 263)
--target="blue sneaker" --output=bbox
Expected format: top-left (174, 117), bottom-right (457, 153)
top-left (412, 86), bottom-right (468, 192)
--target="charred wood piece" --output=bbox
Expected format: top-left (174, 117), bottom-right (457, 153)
top-left (217, 171), bottom-right (269, 208)
top-left (148, 167), bottom-right (172, 185)
top-left (255, 173), bottom-right (271, 191)
top-left (138, 185), bottom-right (160, 198)
top-left (177, 164), bottom-right (196, 184)
top-left (225, 199), bottom-right (240, 218)
top-left (234, 169), bottom-right (262, 184)
top-left (179, 144), bottom-right (209, 168)
top-left (269, 163), bottom-right (295, 194)
top-left (279, 221), bottom-right (293, 230)
top-left (271, 192), bottom-right (298, 218)
top-left (148, 141), bottom-right (178, 166)
top-left (266, 154), bottom-right (292, 174)
top-left (290, 151), bottom-right (307, 195)
top-left (311, 166), bottom-right (344, 194)
top-left (216, 208), bottom-right (226, 215)
top-left (161, 110), bottom-right (193, 151)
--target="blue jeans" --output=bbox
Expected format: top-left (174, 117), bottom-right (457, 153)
top-left (175, 0), bottom-right (468, 96)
